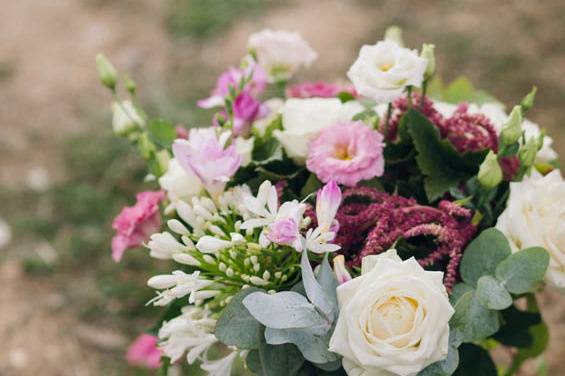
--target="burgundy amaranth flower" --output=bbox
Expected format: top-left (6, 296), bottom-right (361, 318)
top-left (440, 104), bottom-right (498, 153)
top-left (333, 187), bottom-right (476, 291)
top-left (499, 155), bottom-right (521, 181)
top-left (380, 92), bottom-right (444, 142)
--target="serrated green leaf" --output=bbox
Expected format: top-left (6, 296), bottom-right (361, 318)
top-left (476, 275), bottom-right (512, 310)
top-left (460, 228), bottom-right (511, 286)
top-left (495, 247), bottom-right (549, 294)
top-left (215, 287), bottom-right (262, 349)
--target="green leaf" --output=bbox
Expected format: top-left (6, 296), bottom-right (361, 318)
top-left (453, 343), bottom-right (497, 376)
top-left (450, 291), bottom-right (500, 343)
top-left (492, 305), bottom-right (541, 347)
top-left (418, 334), bottom-right (459, 376)
top-left (495, 247), bottom-right (550, 294)
top-left (405, 110), bottom-right (482, 201)
top-left (450, 283), bottom-right (474, 306)
top-left (300, 174), bottom-right (322, 198)
top-left (337, 91), bottom-right (356, 103)
top-left (443, 77), bottom-right (498, 105)
top-left (215, 287), bottom-right (263, 349)
top-left (147, 118), bottom-right (176, 148)
top-left (266, 326), bottom-right (339, 364)
top-left (258, 328), bottom-right (305, 376)
top-left (460, 228), bottom-right (511, 286)
top-left (476, 275), bottom-right (512, 310)
top-left (252, 137), bottom-right (283, 165)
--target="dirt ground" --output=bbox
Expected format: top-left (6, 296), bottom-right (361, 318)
top-left (1, 0), bottom-right (565, 375)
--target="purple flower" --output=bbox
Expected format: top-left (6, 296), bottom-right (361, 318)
top-left (286, 80), bottom-right (356, 99)
top-left (266, 218), bottom-right (301, 250)
top-left (172, 128), bottom-right (241, 197)
top-left (111, 191), bottom-right (164, 262)
top-left (198, 64), bottom-right (267, 109)
top-left (306, 122), bottom-right (385, 186)
top-left (232, 90), bottom-right (264, 136)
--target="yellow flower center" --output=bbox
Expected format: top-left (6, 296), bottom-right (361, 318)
top-left (378, 62), bottom-right (394, 72)
top-left (334, 144), bottom-right (352, 160)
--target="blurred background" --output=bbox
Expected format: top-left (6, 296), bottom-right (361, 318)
top-left (1, 0), bottom-right (564, 375)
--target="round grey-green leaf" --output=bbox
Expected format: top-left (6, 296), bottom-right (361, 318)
top-left (476, 275), bottom-right (512, 310)
top-left (495, 247), bottom-right (549, 294)
top-left (460, 228), bottom-right (511, 286)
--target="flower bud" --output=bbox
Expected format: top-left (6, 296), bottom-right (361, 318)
top-left (421, 44), bottom-right (436, 80)
top-left (520, 86), bottom-right (537, 113)
top-left (333, 255), bottom-right (352, 285)
top-left (519, 136), bottom-right (541, 167)
top-left (478, 151), bottom-right (503, 189)
top-left (112, 100), bottom-right (145, 136)
top-left (96, 54), bottom-right (118, 90)
top-left (384, 25), bottom-right (404, 47)
top-left (500, 106), bottom-right (523, 145)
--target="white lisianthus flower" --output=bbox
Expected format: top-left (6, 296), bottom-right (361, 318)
top-left (159, 158), bottom-right (203, 202)
top-left (329, 249), bottom-right (454, 376)
top-left (347, 40), bottom-right (427, 103)
top-left (248, 29), bottom-right (317, 83)
top-left (235, 136), bottom-right (255, 167)
top-left (274, 98), bottom-right (364, 162)
top-left (522, 119), bottom-right (558, 163)
top-left (496, 170), bottom-right (565, 291)
top-left (111, 100), bottom-right (145, 135)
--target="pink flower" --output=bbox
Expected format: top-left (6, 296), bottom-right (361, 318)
top-left (111, 191), bottom-right (164, 262)
top-left (172, 128), bottom-right (241, 197)
top-left (266, 218), bottom-right (301, 250)
top-left (333, 255), bottom-right (352, 284)
top-left (232, 90), bottom-right (265, 136)
top-left (306, 122), bottom-right (385, 186)
top-left (175, 125), bottom-right (189, 139)
top-left (316, 181), bottom-right (342, 233)
top-left (286, 81), bottom-right (356, 99)
top-left (198, 64), bottom-right (267, 109)
top-left (127, 334), bottom-right (161, 369)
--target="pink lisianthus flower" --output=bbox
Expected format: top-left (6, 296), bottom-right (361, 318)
top-left (286, 81), bottom-right (356, 99)
top-left (232, 90), bottom-right (266, 136)
top-left (175, 125), bottom-right (189, 139)
top-left (126, 334), bottom-right (161, 369)
top-left (306, 122), bottom-right (385, 186)
top-left (266, 218), bottom-right (302, 250)
top-left (111, 191), bottom-right (164, 262)
top-left (198, 64), bottom-right (267, 109)
top-left (172, 128), bottom-right (241, 198)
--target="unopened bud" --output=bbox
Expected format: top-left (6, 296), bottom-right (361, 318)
top-left (333, 255), bottom-right (352, 285)
top-left (96, 54), bottom-right (118, 90)
top-left (384, 25), bottom-right (404, 47)
top-left (500, 106), bottom-right (523, 145)
top-left (520, 136), bottom-right (542, 167)
top-left (520, 86), bottom-right (537, 113)
top-left (478, 151), bottom-right (503, 189)
top-left (421, 44), bottom-right (436, 80)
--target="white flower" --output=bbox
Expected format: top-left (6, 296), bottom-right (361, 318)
top-left (158, 306), bottom-right (218, 364)
top-left (112, 100), bottom-right (145, 135)
top-left (522, 119), bottom-right (558, 163)
top-left (200, 351), bottom-right (239, 376)
top-left (348, 40), bottom-right (427, 103)
top-left (147, 270), bottom-right (214, 306)
top-left (496, 170), bottom-right (565, 291)
top-left (274, 98), bottom-right (364, 162)
top-left (235, 136), bottom-right (255, 167)
top-left (196, 236), bottom-right (233, 254)
top-left (159, 158), bottom-right (203, 202)
top-left (329, 249), bottom-right (453, 376)
top-left (304, 226), bottom-right (341, 254)
top-left (146, 232), bottom-right (187, 259)
top-left (248, 29), bottom-right (317, 83)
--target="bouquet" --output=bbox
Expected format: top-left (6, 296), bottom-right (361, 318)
top-left (97, 26), bottom-right (563, 376)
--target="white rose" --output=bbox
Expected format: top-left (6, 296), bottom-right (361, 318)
top-left (347, 40), bottom-right (427, 103)
top-left (496, 170), bottom-right (565, 291)
top-left (111, 100), bottom-right (145, 135)
top-left (329, 249), bottom-right (454, 376)
top-left (248, 29), bottom-right (317, 83)
top-left (159, 158), bottom-right (203, 202)
top-left (235, 136), bottom-right (255, 167)
top-left (274, 98), bottom-right (364, 163)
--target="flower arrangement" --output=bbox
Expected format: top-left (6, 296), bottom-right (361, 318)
top-left (97, 26), bottom-right (562, 376)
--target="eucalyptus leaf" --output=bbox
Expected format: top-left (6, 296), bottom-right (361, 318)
top-left (495, 247), bottom-right (549, 294)
top-left (475, 275), bottom-right (512, 310)
top-left (449, 283), bottom-right (474, 306)
top-left (453, 343), bottom-right (497, 376)
top-left (265, 326), bottom-right (338, 364)
top-left (459, 228), bottom-right (511, 286)
top-left (258, 330), bottom-right (305, 376)
top-left (301, 251), bottom-right (337, 319)
top-left (243, 291), bottom-right (325, 329)
top-left (215, 287), bottom-right (262, 349)
top-left (450, 291), bottom-right (500, 343)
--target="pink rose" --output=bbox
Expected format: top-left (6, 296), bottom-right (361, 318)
top-left (286, 81), bottom-right (356, 99)
top-left (127, 334), bottom-right (161, 369)
top-left (111, 191), bottom-right (164, 262)
top-left (306, 122), bottom-right (385, 186)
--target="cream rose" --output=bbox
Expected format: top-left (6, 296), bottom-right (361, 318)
top-left (329, 249), bottom-right (453, 376)
top-left (347, 40), bottom-right (427, 103)
top-left (274, 98), bottom-right (364, 163)
top-left (496, 170), bottom-right (565, 291)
